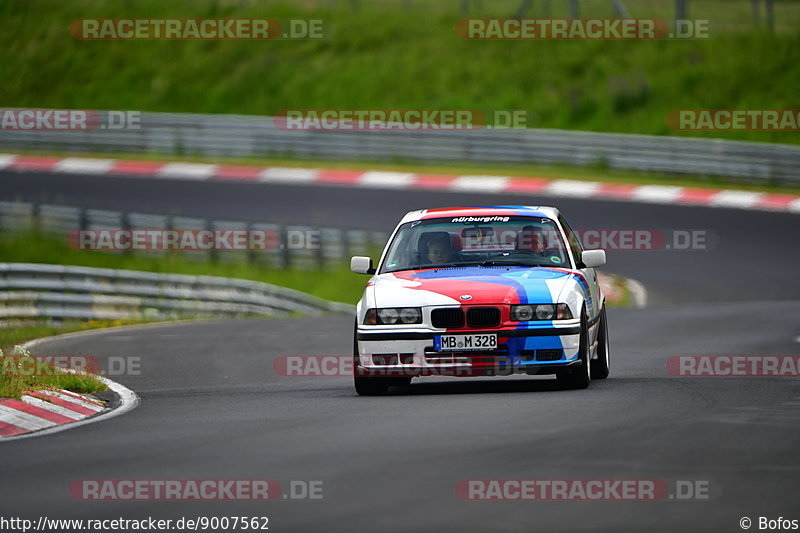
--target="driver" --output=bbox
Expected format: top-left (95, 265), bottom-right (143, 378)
top-left (426, 234), bottom-right (454, 263)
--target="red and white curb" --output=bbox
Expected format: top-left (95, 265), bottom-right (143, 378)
top-left (2, 153), bottom-right (798, 214)
top-left (0, 376), bottom-right (138, 441)
top-left (1, 338), bottom-right (139, 441)
top-left (0, 389), bottom-right (107, 438)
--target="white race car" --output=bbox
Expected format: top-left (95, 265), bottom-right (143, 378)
top-left (350, 206), bottom-right (610, 395)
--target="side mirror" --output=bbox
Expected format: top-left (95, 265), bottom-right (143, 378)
top-left (581, 249), bottom-right (606, 268)
top-left (351, 256), bottom-right (376, 275)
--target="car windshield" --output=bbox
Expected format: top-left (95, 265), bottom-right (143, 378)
top-left (379, 216), bottom-right (571, 273)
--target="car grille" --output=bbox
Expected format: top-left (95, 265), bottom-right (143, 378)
top-left (431, 308), bottom-right (464, 328)
top-left (466, 307), bottom-right (501, 328)
top-left (431, 307), bottom-right (502, 328)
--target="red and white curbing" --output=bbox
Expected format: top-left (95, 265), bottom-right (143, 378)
top-left (1, 336), bottom-right (140, 441)
top-left (1, 153), bottom-right (798, 214)
top-left (0, 389), bottom-right (106, 438)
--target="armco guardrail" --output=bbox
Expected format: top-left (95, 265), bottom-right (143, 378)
top-left (0, 200), bottom-right (389, 271)
top-left (0, 110), bottom-right (798, 185)
top-left (0, 263), bottom-right (354, 321)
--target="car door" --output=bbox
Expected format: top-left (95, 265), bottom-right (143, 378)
top-left (558, 215), bottom-right (601, 321)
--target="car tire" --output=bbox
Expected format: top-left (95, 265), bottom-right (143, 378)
top-left (354, 375), bottom-right (391, 396)
top-left (352, 325), bottom-right (410, 395)
top-left (557, 309), bottom-right (591, 390)
top-left (590, 305), bottom-right (610, 379)
top-left (354, 373), bottom-right (410, 396)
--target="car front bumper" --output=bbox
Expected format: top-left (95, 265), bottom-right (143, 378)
top-left (356, 325), bottom-right (582, 378)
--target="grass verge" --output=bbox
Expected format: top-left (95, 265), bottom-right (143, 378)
top-left (1, 346), bottom-right (107, 399)
top-left (0, 318), bottom-right (157, 352)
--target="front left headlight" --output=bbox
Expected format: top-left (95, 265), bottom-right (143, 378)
top-left (511, 303), bottom-right (572, 321)
top-left (365, 307), bottom-right (422, 325)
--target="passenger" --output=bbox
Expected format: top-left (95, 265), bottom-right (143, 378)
top-left (516, 225), bottom-right (547, 253)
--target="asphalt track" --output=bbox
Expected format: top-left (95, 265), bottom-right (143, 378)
top-left (1, 169), bottom-right (799, 532)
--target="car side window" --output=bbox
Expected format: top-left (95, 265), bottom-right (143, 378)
top-left (381, 229), bottom-right (411, 272)
top-left (558, 215), bottom-right (583, 265)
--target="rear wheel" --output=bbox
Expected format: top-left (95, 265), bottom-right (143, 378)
top-left (590, 305), bottom-right (610, 379)
top-left (557, 309), bottom-right (591, 390)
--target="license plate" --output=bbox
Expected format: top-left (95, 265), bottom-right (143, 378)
top-left (436, 334), bottom-right (498, 351)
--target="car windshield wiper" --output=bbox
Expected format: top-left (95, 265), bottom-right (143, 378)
top-left (388, 261), bottom-right (535, 271)
top-left (429, 262), bottom-right (482, 269)
top-left (394, 262), bottom-right (484, 270)
top-left (479, 260), bottom-right (541, 267)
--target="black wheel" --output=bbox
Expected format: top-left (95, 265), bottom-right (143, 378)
top-left (590, 305), bottom-right (610, 380)
top-left (557, 309), bottom-right (591, 390)
top-left (354, 375), bottom-right (391, 396)
top-left (352, 324), bottom-right (409, 395)
top-left (354, 374), bottom-right (410, 396)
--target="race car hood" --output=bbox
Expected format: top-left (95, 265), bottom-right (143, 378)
top-left (370, 266), bottom-right (575, 308)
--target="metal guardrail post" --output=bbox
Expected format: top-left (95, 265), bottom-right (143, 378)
top-left (675, 0), bottom-right (687, 21)
top-left (569, 0), bottom-right (579, 18)
top-left (280, 225), bottom-right (290, 269)
top-left (765, 0), bottom-right (774, 32)
top-left (79, 207), bottom-right (89, 233)
top-left (206, 218), bottom-right (218, 264)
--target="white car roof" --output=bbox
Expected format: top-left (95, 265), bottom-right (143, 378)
top-left (399, 206), bottom-right (562, 224)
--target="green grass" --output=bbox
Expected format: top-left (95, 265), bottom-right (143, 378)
top-left (0, 319), bottom-right (157, 352)
top-left (0, 230), bottom-right (372, 304)
top-left (0, 0), bottom-right (798, 146)
top-left (1, 347), bottom-right (107, 399)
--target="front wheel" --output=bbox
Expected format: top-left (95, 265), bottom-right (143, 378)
top-left (354, 374), bottom-right (411, 396)
top-left (590, 305), bottom-right (610, 379)
top-left (557, 310), bottom-right (591, 390)
top-left (354, 375), bottom-right (391, 396)
top-left (353, 327), bottom-right (410, 395)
